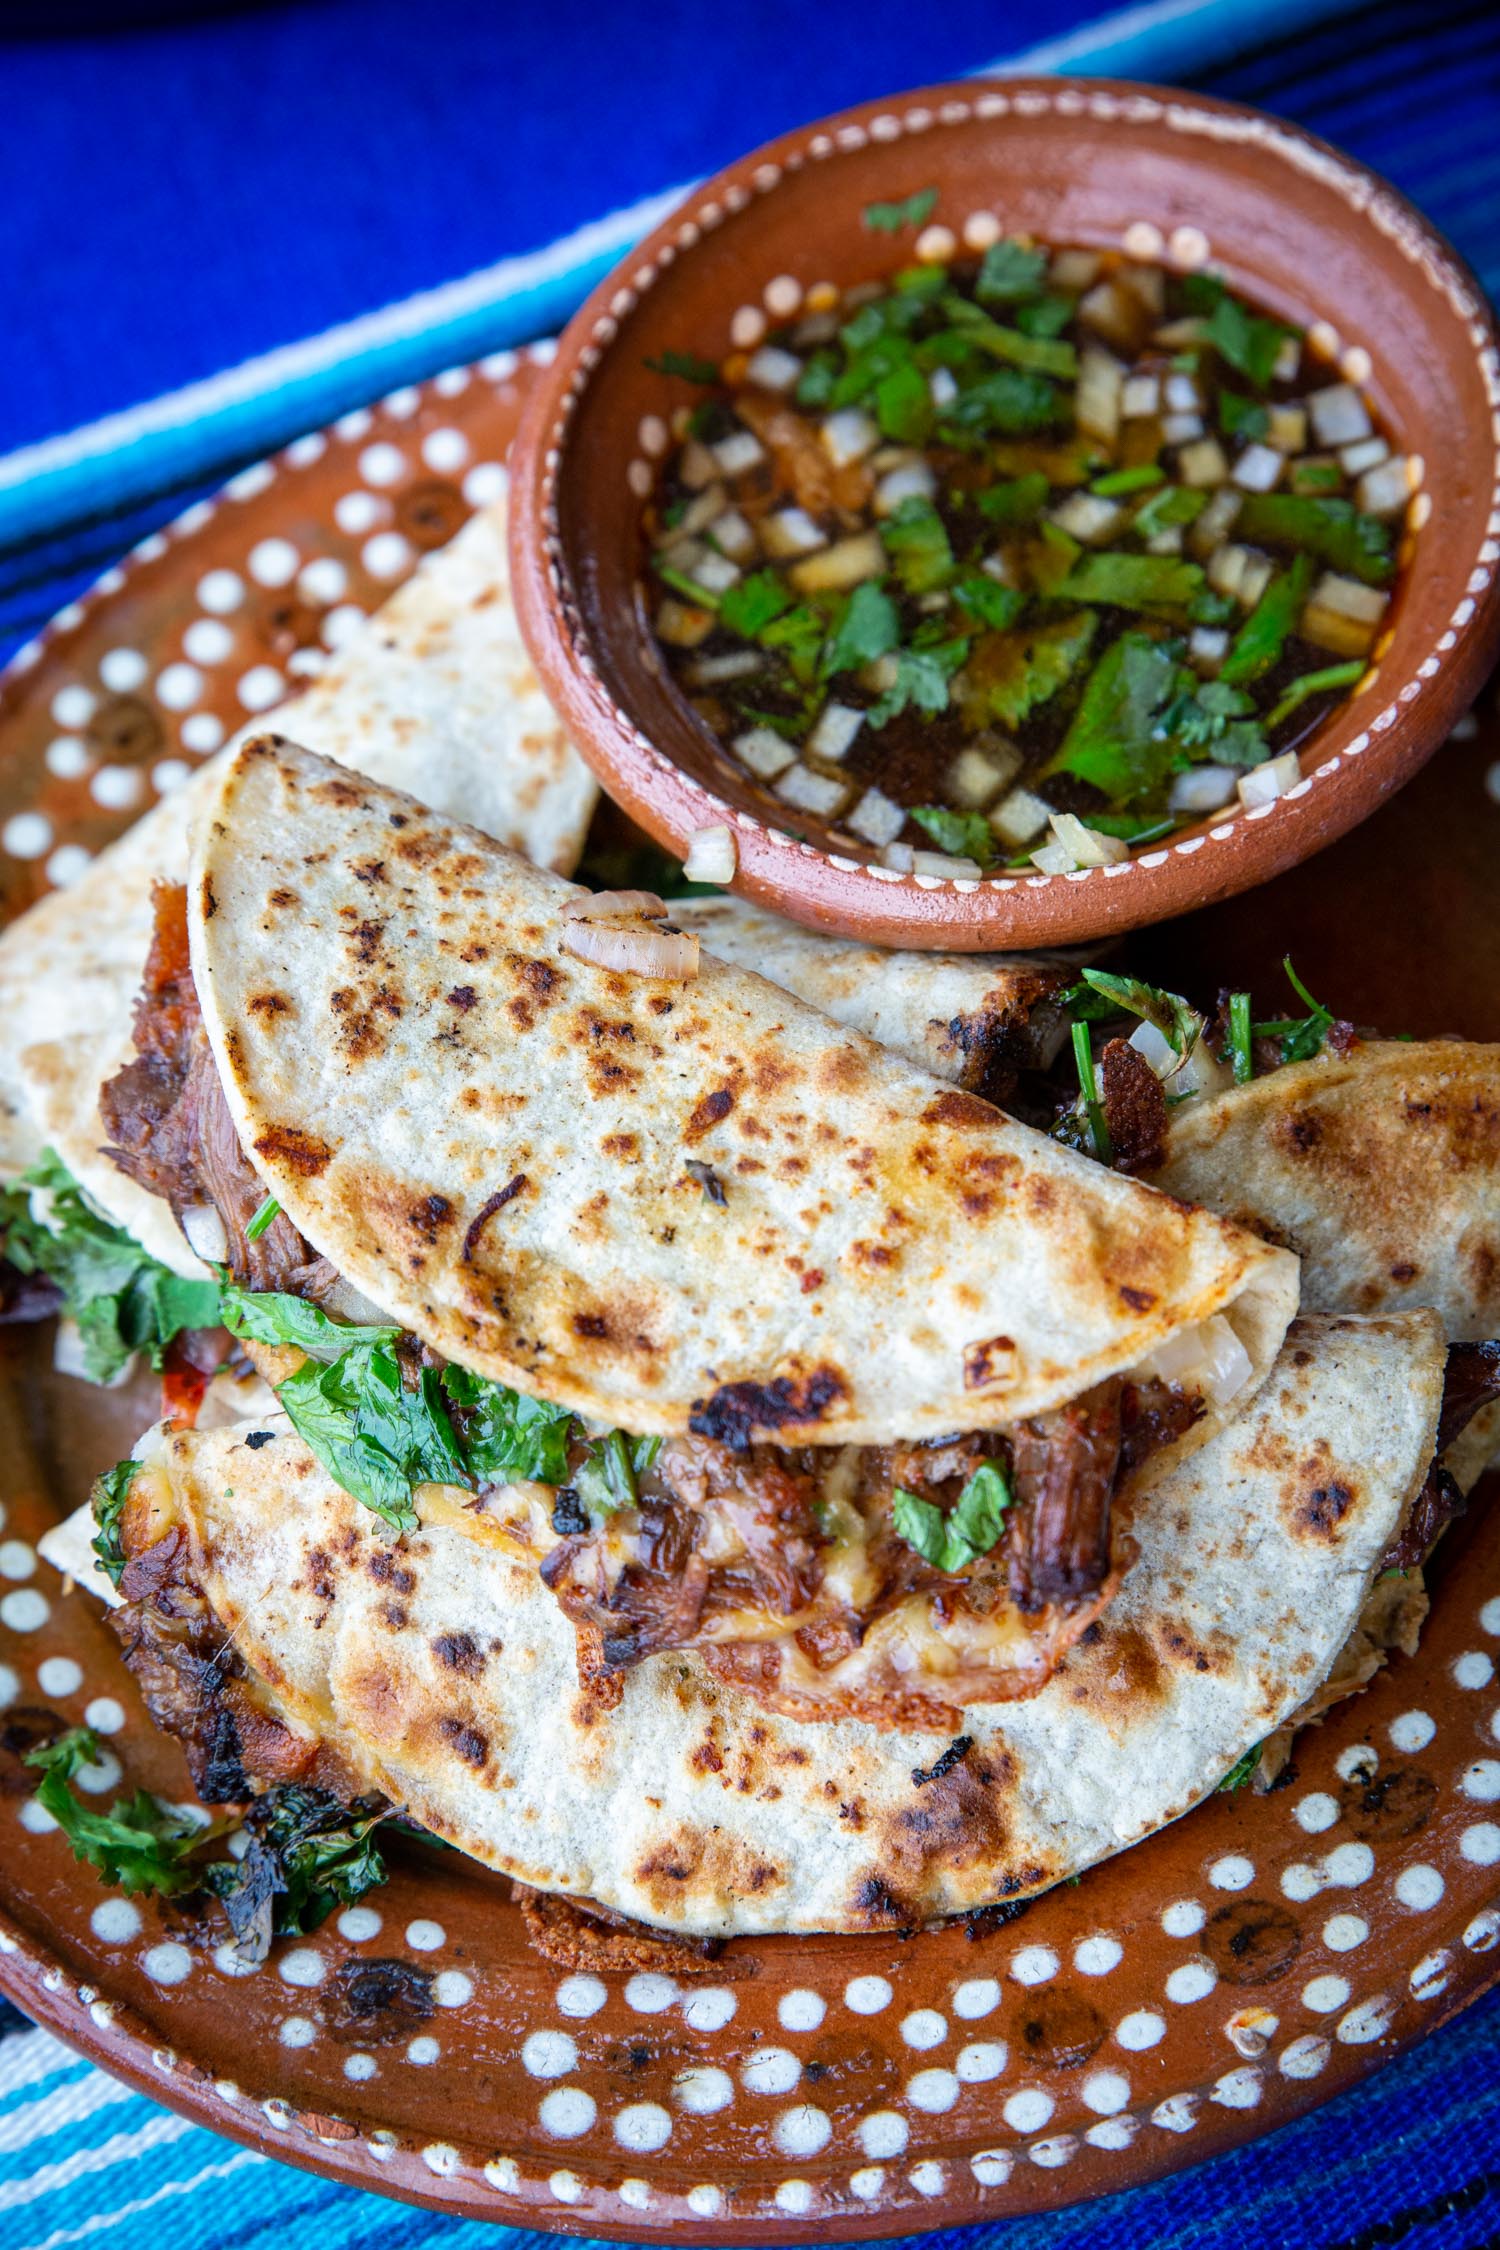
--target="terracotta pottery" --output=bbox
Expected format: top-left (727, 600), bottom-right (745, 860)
top-left (3, 361), bottom-right (1500, 2241)
top-left (507, 77), bottom-right (1500, 952)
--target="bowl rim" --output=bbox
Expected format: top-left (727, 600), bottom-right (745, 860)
top-left (509, 74), bottom-right (1500, 950)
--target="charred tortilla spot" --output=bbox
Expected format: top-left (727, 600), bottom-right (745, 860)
top-left (689, 1366), bottom-right (848, 1450)
top-left (446, 985), bottom-right (478, 1012)
top-left (432, 1632), bottom-right (485, 1677)
top-left (849, 1874), bottom-right (911, 1929)
top-left (438, 1716), bottom-right (489, 1768)
top-left (884, 1751), bottom-right (1010, 1884)
top-left (1203, 1899), bottom-right (1302, 1985)
top-left (268, 887), bottom-right (300, 908)
top-left (461, 1175), bottom-right (528, 1262)
top-left (354, 859), bottom-right (386, 886)
top-left (1295, 1480), bottom-right (1355, 1539)
top-left (1118, 1285), bottom-right (1156, 1313)
top-left (252, 1125), bottom-right (334, 1176)
top-left (351, 920), bottom-right (385, 964)
top-left (921, 1088), bottom-right (999, 1131)
top-left (685, 1084), bottom-right (738, 1143)
top-left (244, 1430), bottom-right (275, 1450)
top-left (1279, 1112), bottom-right (1323, 1154)
top-left (407, 1194), bottom-right (453, 1243)
top-left (573, 1312), bottom-right (609, 1340)
top-left (247, 991), bottom-right (292, 1017)
top-left (964, 1335), bottom-right (1016, 1391)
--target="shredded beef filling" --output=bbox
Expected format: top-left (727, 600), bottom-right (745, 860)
top-left (99, 884), bottom-right (335, 1297)
top-left (1377, 1341), bottom-right (1500, 1575)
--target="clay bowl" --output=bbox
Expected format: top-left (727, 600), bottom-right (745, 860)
top-left (508, 77), bottom-right (1500, 951)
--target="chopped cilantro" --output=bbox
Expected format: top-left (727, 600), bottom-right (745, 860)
top-left (245, 1193), bottom-right (281, 1243)
top-left (1058, 552), bottom-right (1204, 615)
top-left (89, 1459), bottom-right (138, 1589)
top-left (1073, 968), bottom-right (1201, 1057)
top-left (1220, 554), bottom-right (1312, 687)
top-left (0, 1149), bottom-right (224, 1385)
top-left (1253, 957), bottom-right (1336, 1064)
top-left (1234, 493), bottom-right (1393, 586)
top-left (1229, 991), bottom-right (1255, 1085)
top-left (951, 573), bottom-right (1026, 631)
top-left (910, 806), bottom-right (997, 868)
top-left (973, 610), bottom-right (1097, 729)
top-left (1090, 463), bottom-right (1165, 498)
top-left (1165, 678), bottom-right (1268, 766)
top-left (939, 366), bottom-right (1060, 440)
top-left (820, 579), bottom-right (900, 678)
top-left (794, 349), bottom-right (839, 408)
top-left (1218, 1743), bottom-right (1262, 1791)
top-left (874, 357), bottom-right (935, 444)
top-left (644, 350), bottom-right (720, 384)
top-left (573, 1428), bottom-right (660, 1518)
top-left (1071, 1022), bottom-right (1113, 1164)
top-left (1203, 293), bottom-right (1296, 391)
top-left (1188, 587), bottom-right (1238, 626)
top-left (1265, 659), bottom-right (1365, 731)
top-left (26, 1729), bottom-right (204, 1895)
top-left (718, 569), bottom-right (793, 640)
top-left (893, 1461), bottom-right (1011, 1572)
top-left (205, 1786), bottom-right (387, 1963)
top-left (863, 188), bottom-right (939, 233)
top-left (441, 1364), bottom-right (575, 1488)
top-left (220, 1284), bottom-right (397, 1360)
top-left (278, 1343), bottom-right (465, 1536)
top-left (654, 560), bottom-right (722, 611)
top-left (868, 641), bottom-right (969, 728)
top-left (1218, 391), bottom-right (1270, 442)
top-left (974, 238), bottom-right (1049, 304)
top-left (1015, 292), bottom-right (1075, 339)
top-left (1132, 485), bottom-right (1207, 540)
top-left (1044, 632), bottom-right (1183, 803)
top-left (975, 471), bottom-right (1050, 527)
top-left (879, 495), bottom-right (955, 593)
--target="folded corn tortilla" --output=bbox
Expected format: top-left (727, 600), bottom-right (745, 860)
top-left (188, 735), bottom-right (1296, 1444)
top-left (117, 1309), bottom-right (1444, 1934)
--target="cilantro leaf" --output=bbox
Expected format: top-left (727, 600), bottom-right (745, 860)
top-left (1132, 485), bottom-right (1207, 540)
top-left (868, 642), bottom-right (968, 729)
top-left (874, 359), bottom-right (934, 444)
top-left (1015, 292), bottom-right (1074, 339)
top-left (893, 1460), bottom-right (1011, 1572)
top-left (572, 1428), bottom-right (660, 1519)
top-left (644, 349), bottom-right (720, 384)
top-left (1058, 551), bottom-right (1205, 614)
top-left (820, 579), bottom-right (899, 678)
top-left (1218, 391), bottom-right (1270, 441)
top-left (910, 807), bottom-right (997, 868)
top-left (1075, 968), bottom-right (1201, 1057)
top-left (1253, 956), bottom-right (1336, 1065)
top-left (976, 471), bottom-right (1050, 527)
top-left (951, 573), bottom-right (1025, 631)
top-left (220, 1283), bottom-right (398, 1362)
top-left (26, 1729), bottom-right (203, 1895)
top-left (939, 366), bottom-right (1060, 440)
top-left (1220, 554), bottom-right (1312, 687)
top-left (1218, 1743), bottom-right (1262, 1792)
top-left (718, 570), bottom-right (793, 640)
top-left (1090, 463), bottom-right (1165, 498)
top-left (1203, 294), bottom-right (1296, 391)
top-left (1043, 632), bottom-right (1184, 803)
top-left (945, 298), bottom-right (1077, 380)
top-left (794, 349), bottom-right (838, 408)
top-left (1234, 493), bottom-right (1394, 586)
top-left (277, 1341), bottom-right (466, 1535)
top-left (863, 188), bottom-right (938, 233)
top-left (969, 610), bottom-right (1097, 729)
top-left (1264, 659), bottom-right (1365, 731)
top-left (974, 239), bottom-right (1048, 304)
top-left (0, 1149), bottom-right (223, 1384)
top-left (90, 1459), bottom-right (137, 1589)
top-left (879, 495), bottom-right (955, 593)
top-left (440, 1364), bottom-right (575, 1487)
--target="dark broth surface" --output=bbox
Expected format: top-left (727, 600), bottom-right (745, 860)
top-left (641, 227), bottom-right (1410, 874)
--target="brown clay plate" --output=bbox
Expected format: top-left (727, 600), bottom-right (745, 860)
top-left (2, 359), bottom-right (1499, 2242)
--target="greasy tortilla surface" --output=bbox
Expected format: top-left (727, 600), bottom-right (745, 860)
top-left (190, 736), bottom-right (1296, 1443)
top-left (1154, 1042), bottom-right (1500, 1339)
top-left (154, 1311), bottom-right (1443, 1935)
top-left (0, 493), bottom-right (595, 1194)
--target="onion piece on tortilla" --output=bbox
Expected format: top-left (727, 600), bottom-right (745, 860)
top-left (562, 914), bottom-right (700, 980)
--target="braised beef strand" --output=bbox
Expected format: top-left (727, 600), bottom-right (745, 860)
top-left (1008, 1381), bottom-right (1122, 1608)
top-left (1437, 1340), bottom-right (1500, 1455)
top-left (1380, 1464), bottom-right (1466, 1578)
top-left (1095, 1038), bottom-right (1170, 1175)
top-left (1376, 1340), bottom-right (1500, 1575)
top-left (99, 884), bottom-right (334, 1297)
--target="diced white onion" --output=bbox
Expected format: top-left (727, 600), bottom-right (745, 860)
top-left (1030, 839), bottom-right (1080, 875)
top-left (675, 483), bottom-right (727, 536)
top-left (1339, 435), bottom-right (1388, 475)
top-left (1152, 316), bottom-right (1206, 349)
top-left (708, 508), bottom-right (756, 561)
top-left (859, 652), bottom-right (900, 693)
top-left (1237, 750), bottom-right (1302, 808)
top-left (1356, 458), bottom-right (1409, 518)
top-left (713, 429), bottom-right (766, 476)
top-left (1232, 442), bottom-right (1284, 493)
top-left (792, 310), bottom-right (838, 347)
top-left (1189, 487), bottom-right (1242, 555)
top-left (1050, 248), bottom-right (1101, 290)
top-left (980, 549), bottom-right (1019, 585)
top-left (1047, 810), bottom-right (1129, 867)
top-left (1267, 404), bottom-right (1307, 454)
top-left (950, 737), bottom-right (1019, 807)
top-left (929, 366), bottom-right (959, 408)
top-left (1169, 762), bottom-right (1237, 813)
top-left (656, 597), bottom-right (713, 648)
top-left (1119, 262), bottom-right (1165, 317)
top-left (790, 529), bottom-right (885, 594)
top-left (762, 507), bottom-right (826, 559)
top-left (1272, 334), bottom-right (1302, 384)
top-left (776, 763), bottom-right (850, 817)
top-left (1079, 283), bottom-right (1143, 355)
top-left (1050, 491), bottom-right (1122, 544)
top-left (912, 849), bottom-right (983, 879)
top-left (848, 787), bottom-right (907, 846)
top-left (880, 839), bottom-right (915, 871)
top-left (807, 702), bottom-right (865, 762)
top-left (1146, 527), bottom-right (1184, 557)
top-left (1164, 371), bottom-right (1202, 412)
top-left (1237, 552), bottom-right (1274, 608)
top-left (678, 439), bottom-right (719, 490)
top-left (820, 408), bottom-right (879, 467)
top-left (990, 786), bottom-right (1051, 847)
top-left (1206, 544), bottom-right (1248, 599)
top-left (1301, 572), bottom-right (1388, 655)
top-left (562, 889), bottom-right (668, 921)
top-left (1127, 1018), bottom-right (1180, 1077)
top-left (562, 919), bottom-right (701, 980)
top-left (746, 345), bottom-right (803, 393)
top-left (688, 649), bottom-right (763, 686)
top-left (1076, 346), bottom-right (1125, 443)
top-left (1178, 437), bottom-right (1229, 487)
top-left (734, 725), bottom-right (796, 779)
top-left (1134, 1313), bottom-right (1253, 1406)
top-left (1308, 383), bottom-right (1372, 448)
top-left (1188, 627), bottom-right (1229, 673)
top-left (1161, 412), bottom-right (1205, 444)
top-left (682, 825), bottom-right (738, 885)
top-left (692, 549), bottom-right (741, 595)
top-left (181, 1203), bottom-right (230, 1265)
top-left (875, 462), bottom-right (937, 515)
top-left (1121, 374), bottom-right (1161, 419)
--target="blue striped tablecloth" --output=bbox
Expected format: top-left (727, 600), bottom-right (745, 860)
top-left (4, 1), bottom-right (1500, 2244)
